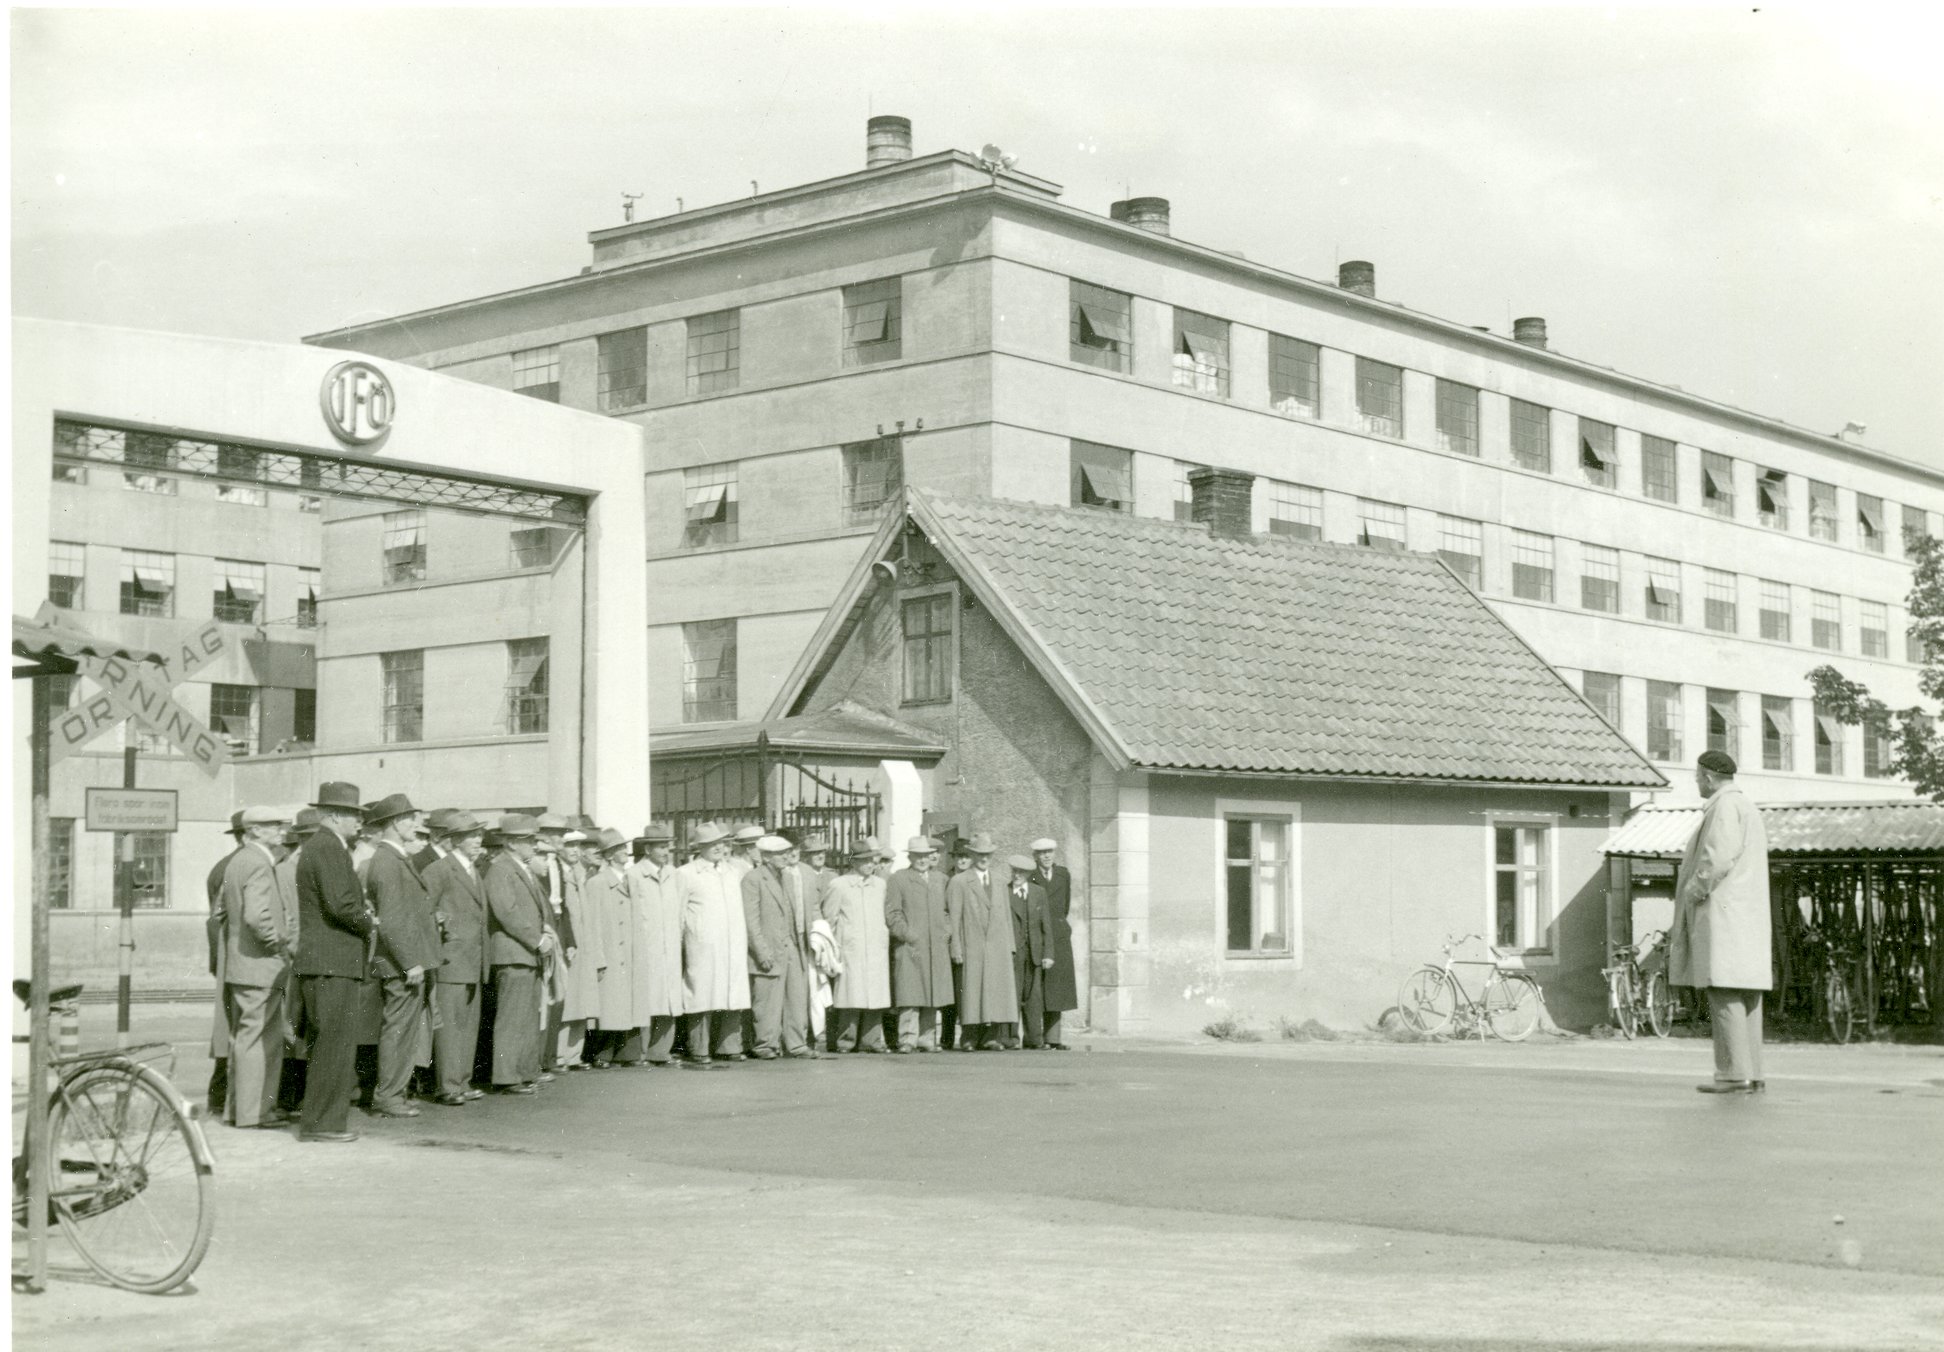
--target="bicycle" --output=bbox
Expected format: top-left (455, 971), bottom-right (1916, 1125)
top-left (12, 980), bottom-right (216, 1293)
top-left (1801, 927), bottom-right (1867, 1046)
top-left (1396, 933), bottom-right (1544, 1042)
top-left (1603, 929), bottom-right (1675, 1039)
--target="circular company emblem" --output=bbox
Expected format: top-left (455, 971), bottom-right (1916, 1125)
top-left (320, 360), bottom-right (395, 445)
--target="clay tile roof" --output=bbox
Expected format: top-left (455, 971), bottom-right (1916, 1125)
top-left (913, 493), bottom-right (1665, 789)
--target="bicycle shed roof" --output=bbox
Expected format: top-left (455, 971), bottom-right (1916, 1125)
top-left (1600, 799), bottom-right (1944, 860)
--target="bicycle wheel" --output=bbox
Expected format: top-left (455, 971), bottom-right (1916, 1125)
top-left (1397, 967), bottom-right (1457, 1035)
top-left (1823, 968), bottom-right (1853, 1045)
top-left (1645, 971), bottom-right (1674, 1039)
top-left (1608, 968), bottom-right (1637, 1039)
top-left (47, 1064), bottom-right (215, 1294)
top-left (1485, 973), bottom-right (1542, 1042)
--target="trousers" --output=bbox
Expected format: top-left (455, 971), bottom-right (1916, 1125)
top-left (376, 973), bottom-right (429, 1111)
top-left (750, 948), bottom-right (810, 1056)
top-left (297, 974), bottom-right (362, 1136)
top-left (225, 977), bottom-right (287, 1126)
top-left (1708, 987), bottom-right (1765, 1082)
top-left (433, 982), bottom-right (481, 1098)
top-left (616, 1016), bottom-right (678, 1064)
top-left (684, 1009), bottom-right (745, 1061)
top-left (896, 1007), bottom-right (941, 1050)
top-left (1018, 965), bottom-right (1065, 1047)
top-left (831, 1008), bottom-right (888, 1052)
top-left (491, 966), bottom-right (543, 1085)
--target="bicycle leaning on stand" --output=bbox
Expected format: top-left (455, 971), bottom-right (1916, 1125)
top-left (11, 981), bottom-right (216, 1294)
top-left (1396, 933), bottom-right (1544, 1042)
top-left (1603, 928), bottom-right (1676, 1039)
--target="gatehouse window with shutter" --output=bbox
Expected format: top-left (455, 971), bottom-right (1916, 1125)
top-left (49, 541), bottom-right (85, 610)
top-left (1071, 440), bottom-right (1133, 514)
top-left (119, 549), bottom-right (174, 618)
top-left (1761, 696), bottom-right (1794, 771)
top-left (1640, 434), bottom-right (1678, 503)
top-left (1355, 357), bottom-right (1403, 437)
top-left (505, 638), bottom-right (549, 734)
top-left (116, 832), bottom-right (170, 909)
top-left (1435, 379), bottom-right (1478, 456)
top-left (598, 327), bottom-right (649, 410)
top-left (685, 310), bottom-right (740, 395)
top-left (1644, 557), bottom-right (1681, 623)
top-left (1224, 816), bottom-right (1293, 958)
top-left (213, 558), bottom-right (264, 624)
top-left (1704, 569), bottom-right (1738, 633)
top-left (382, 510), bottom-right (427, 584)
top-left (1358, 498), bottom-right (1407, 551)
top-left (1509, 399), bottom-right (1550, 473)
top-left (1647, 681), bottom-right (1683, 762)
top-left (1270, 335), bottom-right (1321, 419)
top-left (1700, 451), bottom-right (1735, 517)
top-left (1580, 544), bottom-right (1619, 613)
top-left (122, 431), bottom-right (179, 496)
top-left (681, 619), bottom-right (737, 723)
top-left (900, 592), bottom-right (954, 705)
top-left (1579, 418), bottom-right (1617, 489)
top-left (1490, 819), bottom-right (1553, 953)
top-left (297, 568), bottom-right (320, 629)
top-left (1807, 479), bottom-right (1838, 541)
top-left (1172, 309), bottom-right (1230, 397)
top-left (842, 438), bottom-right (903, 525)
top-left (1510, 529), bottom-right (1553, 601)
top-left (1069, 280), bottom-right (1132, 374)
top-left (1267, 481), bottom-right (1322, 540)
top-left (842, 277), bottom-right (902, 367)
top-left (216, 444), bottom-right (268, 506)
top-left (382, 650), bottom-right (424, 743)
top-left (1757, 469), bottom-right (1789, 529)
top-left (1857, 493), bottom-right (1885, 553)
top-left (210, 684), bottom-right (258, 757)
top-left (682, 462), bottom-right (739, 547)
top-left (511, 346), bottom-right (560, 402)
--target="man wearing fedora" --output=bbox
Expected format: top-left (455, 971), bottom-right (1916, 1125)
top-left (294, 783), bottom-right (376, 1142)
top-left (744, 835), bottom-right (821, 1059)
top-left (885, 837), bottom-right (953, 1052)
top-left (1029, 837), bottom-right (1078, 1050)
top-left (678, 822), bottom-right (749, 1067)
top-left (535, 813), bottom-right (599, 1074)
top-left (946, 833), bottom-right (1020, 1052)
top-left (583, 826), bottom-right (638, 1067)
top-left (486, 814), bottom-right (554, 1094)
top-left (424, 811), bottom-right (489, 1105)
top-left (823, 838), bottom-right (892, 1053)
top-left (365, 794), bottom-right (439, 1118)
top-left (205, 809), bottom-right (249, 1115)
top-left (221, 805), bottom-right (297, 1128)
top-left (625, 823), bottom-right (686, 1067)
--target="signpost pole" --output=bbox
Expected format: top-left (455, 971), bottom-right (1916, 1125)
top-left (116, 745), bottom-right (137, 1048)
top-left (27, 677), bottom-right (54, 1292)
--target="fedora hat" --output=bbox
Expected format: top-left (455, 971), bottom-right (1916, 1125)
top-left (365, 793), bottom-right (419, 826)
top-left (732, 825), bottom-right (766, 845)
top-left (688, 822), bottom-right (730, 847)
top-left (595, 827), bottom-right (629, 854)
top-left (310, 782), bottom-right (363, 813)
top-left (963, 832), bottom-right (996, 855)
top-left (635, 822), bottom-right (675, 844)
top-left (225, 809), bottom-right (246, 834)
top-left (535, 813), bottom-right (573, 833)
top-left (798, 832), bottom-right (832, 854)
top-left (905, 836), bottom-right (940, 855)
top-left (849, 835), bottom-right (886, 860)
top-left (437, 809), bottom-right (483, 838)
top-left (290, 807), bottom-right (323, 838)
top-left (497, 813), bottom-right (539, 838)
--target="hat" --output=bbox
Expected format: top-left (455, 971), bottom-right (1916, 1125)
top-left (798, 832), bottom-right (831, 854)
top-left (310, 782), bottom-right (363, 813)
top-left (497, 813), bottom-right (539, 838)
top-left (424, 808), bottom-right (461, 836)
top-left (1029, 837), bottom-right (1057, 853)
top-left (950, 838), bottom-right (973, 856)
top-left (595, 827), bottom-right (629, 854)
top-left (535, 813), bottom-right (572, 832)
top-left (563, 829), bottom-right (591, 844)
top-left (1006, 854), bottom-right (1035, 873)
top-left (757, 835), bottom-right (793, 854)
top-left (443, 810), bottom-right (484, 837)
top-left (572, 814), bottom-right (598, 831)
top-left (688, 822), bottom-right (730, 847)
top-left (849, 835), bottom-right (886, 860)
top-left (905, 836), bottom-right (940, 855)
top-left (242, 804), bottom-right (292, 825)
top-left (1697, 750), bottom-right (1738, 776)
top-left (733, 825), bottom-right (766, 845)
top-left (291, 807), bottom-right (323, 838)
top-left (635, 822), bottom-right (675, 844)
top-left (963, 832), bottom-right (996, 855)
top-left (365, 793), bottom-right (419, 826)
top-left (226, 809), bottom-right (246, 834)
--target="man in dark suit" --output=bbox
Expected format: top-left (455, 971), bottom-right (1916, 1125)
top-left (486, 814), bottom-right (554, 1094)
top-left (1030, 838), bottom-right (1078, 1049)
top-left (425, 812), bottom-right (489, 1105)
top-left (204, 810), bottom-right (246, 1113)
top-left (1008, 855), bottom-right (1057, 1050)
top-left (293, 783), bottom-right (374, 1142)
top-left (221, 805), bottom-right (297, 1127)
top-left (743, 836), bottom-right (818, 1059)
top-left (365, 793), bottom-right (439, 1118)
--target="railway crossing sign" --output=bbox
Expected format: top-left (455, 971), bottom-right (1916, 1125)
top-left (48, 617), bottom-right (231, 777)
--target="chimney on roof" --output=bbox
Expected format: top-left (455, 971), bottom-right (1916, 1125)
top-left (1337, 260), bottom-right (1375, 298)
top-left (866, 115), bottom-right (912, 169)
top-left (1110, 197), bottom-right (1171, 236)
top-left (1512, 317), bottom-right (1549, 350)
top-left (1188, 465), bottom-right (1256, 541)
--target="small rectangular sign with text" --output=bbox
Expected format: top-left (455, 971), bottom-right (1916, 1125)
top-left (84, 787), bottom-right (181, 833)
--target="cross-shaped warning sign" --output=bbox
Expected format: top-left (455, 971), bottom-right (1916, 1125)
top-left (48, 616), bottom-right (232, 778)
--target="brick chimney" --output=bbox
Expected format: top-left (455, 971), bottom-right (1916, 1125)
top-left (1337, 260), bottom-right (1375, 298)
top-left (1188, 466), bottom-right (1255, 540)
top-left (1513, 317), bottom-right (1549, 349)
top-left (1110, 197), bottom-right (1171, 236)
top-left (866, 116), bottom-right (912, 169)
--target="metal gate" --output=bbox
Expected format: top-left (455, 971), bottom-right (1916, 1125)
top-left (651, 733), bottom-right (880, 856)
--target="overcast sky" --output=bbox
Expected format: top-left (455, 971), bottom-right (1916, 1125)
top-left (12, 6), bottom-right (1943, 468)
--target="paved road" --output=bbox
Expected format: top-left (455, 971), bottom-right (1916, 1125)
top-left (14, 1025), bottom-right (1944, 1351)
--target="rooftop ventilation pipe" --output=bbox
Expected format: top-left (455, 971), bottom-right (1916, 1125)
top-left (1337, 260), bottom-right (1376, 298)
top-left (1110, 197), bottom-right (1171, 236)
top-left (1513, 317), bottom-right (1549, 350)
top-left (866, 116), bottom-right (913, 169)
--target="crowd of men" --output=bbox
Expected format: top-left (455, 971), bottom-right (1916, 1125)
top-left (206, 784), bottom-right (1080, 1143)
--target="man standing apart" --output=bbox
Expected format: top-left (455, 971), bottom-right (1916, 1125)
top-left (886, 837), bottom-right (952, 1052)
top-left (221, 805), bottom-right (297, 1127)
top-left (627, 823), bottom-right (686, 1067)
top-left (679, 823), bottom-right (749, 1068)
top-left (744, 836), bottom-right (820, 1059)
top-left (424, 812), bottom-right (489, 1106)
top-left (486, 814), bottom-right (555, 1095)
top-left (1671, 751), bottom-right (1773, 1094)
top-left (1030, 838), bottom-right (1078, 1050)
top-left (947, 834), bottom-right (1019, 1052)
top-left (294, 783), bottom-right (374, 1143)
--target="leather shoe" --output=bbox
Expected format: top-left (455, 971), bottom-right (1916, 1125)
top-left (431, 1093), bottom-right (468, 1107)
top-left (493, 1083), bottom-right (538, 1096)
top-left (1046, 1043), bottom-right (1071, 1051)
top-left (750, 1049), bottom-right (779, 1060)
top-left (369, 1103), bottom-right (420, 1118)
top-left (1696, 1080), bottom-right (1757, 1094)
top-left (462, 1088), bottom-right (485, 1101)
top-left (300, 1130), bottom-right (361, 1144)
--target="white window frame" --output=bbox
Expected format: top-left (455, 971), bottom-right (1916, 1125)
top-left (1484, 812), bottom-right (1559, 965)
top-left (1267, 481), bottom-right (1322, 540)
top-left (1357, 497), bottom-right (1407, 550)
top-left (1213, 797), bottom-right (1301, 968)
top-left (899, 584), bottom-right (958, 706)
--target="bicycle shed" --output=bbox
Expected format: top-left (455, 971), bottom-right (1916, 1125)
top-left (1600, 800), bottom-right (1944, 1036)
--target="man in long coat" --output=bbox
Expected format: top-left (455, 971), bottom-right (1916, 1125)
top-left (886, 837), bottom-right (952, 1052)
top-left (946, 833), bottom-right (1019, 1052)
top-left (424, 811), bottom-right (489, 1105)
top-left (1671, 750), bottom-right (1773, 1094)
top-left (744, 836), bottom-right (820, 1058)
top-left (293, 783), bottom-right (375, 1142)
top-left (1029, 837), bottom-right (1078, 1049)
top-left (822, 838), bottom-right (892, 1053)
top-left (486, 814), bottom-right (554, 1094)
top-left (583, 827), bottom-right (638, 1066)
top-left (679, 822), bottom-right (749, 1067)
top-left (221, 805), bottom-right (297, 1127)
top-left (625, 823), bottom-right (685, 1066)
top-left (365, 794), bottom-right (439, 1118)
top-left (536, 814), bottom-right (599, 1073)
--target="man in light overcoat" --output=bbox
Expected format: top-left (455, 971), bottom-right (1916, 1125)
top-left (822, 838), bottom-right (892, 1053)
top-left (885, 837), bottom-right (952, 1052)
top-left (221, 805), bottom-right (297, 1127)
top-left (583, 827), bottom-right (638, 1065)
top-left (625, 823), bottom-right (686, 1066)
top-left (946, 833), bottom-right (1019, 1052)
top-left (679, 822), bottom-right (749, 1068)
top-left (1671, 751), bottom-right (1773, 1094)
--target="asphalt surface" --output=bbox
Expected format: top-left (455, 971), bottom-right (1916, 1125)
top-left (13, 1014), bottom-right (1944, 1351)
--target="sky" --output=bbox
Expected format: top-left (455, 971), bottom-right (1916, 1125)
top-left (11, 5), bottom-right (1944, 468)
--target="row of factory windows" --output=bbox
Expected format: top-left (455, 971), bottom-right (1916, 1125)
top-left (1597, 677), bottom-right (1915, 778)
top-left (372, 639), bottom-right (552, 744)
top-left (49, 544), bottom-right (319, 629)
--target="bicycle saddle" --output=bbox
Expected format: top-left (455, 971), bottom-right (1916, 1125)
top-left (11, 979), bottom-right (85, 1006)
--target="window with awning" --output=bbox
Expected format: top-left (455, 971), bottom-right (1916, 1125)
top-left (842, 278), bottom-right (902, 366)
top-left (1761, 696), bottom-right (1794, 772)
top-left (1645, 558), bottom-right (1681, 622)
top-left (505, 638), bottom-right (550, 734)
top-left (119, 549), bottom-right (175, 618)
top-left (1172, 309), bottom-right (1231, 397)
top-left (1700, 452), bottom-right (1736, 517)
top-left (1069, 279), bottom-right (1133, 373)
top-left (682, 463), bottom-right (739, 546)
top-left (1578, 419), bottom-right (1617, 488)
top-left (1807, 479), bottom-right (1838, 541)
top-left (214, 558), bottom-right (265, 623)
top-left (1070, 440), bottom-right (1133, 512)
top-left (297, 567), bottom-right (320, 629)
top-left (382, 510), bottom-right (427, 584)
top-left (1857, 494), bottom-right (1885, 552)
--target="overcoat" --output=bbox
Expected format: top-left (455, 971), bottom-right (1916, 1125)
top-left (367, 842), bottom-right (442, 980)
top-left (486, 853), bottom-right (549, 970)
top-left (1033, 863), bottom-right (1080, 1012)
top-left (222, 842), bottom-right (296, 987)
top-left (294, 827), bottom-right (374, 979)
top-left (1670, 785), bottom-right (1773, 991)
top-left (425, 853), bottom-right (489, 986)
top-left (822, 872), bottom-right (892, 1010)
top-left (631, 858), bottom-right (686, 1020)
top-left (541, 853), bottom-right (601, 1022)
top-left (207, 845), bottom-right (241, 1056)
top-left (884, 866), bottom-right (952, 1008)
top-left (585, 864), bottom-right (637, 1029)
top-left (1009, 876), bottom-right (1052, 999)
top-left (742, 864), bottom-right (815, 974)
top-left (679, 858), bottom-right (751, 1012)
top-left (947, 868), bottom-right (1019, 1024)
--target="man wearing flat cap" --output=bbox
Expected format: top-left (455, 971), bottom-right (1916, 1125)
top-left (1029, 838), bottom-right (1078, 1049)
top-left (1672, 751), bottom-right (1772, 1095)
top-left (365, 794), bottom-right (438, 1118)
top-left (886, 837), bottom-right (953, 1052)
top-left (294, 783), bottom-right (377, 1142)
top-left (221, 806), bottom-right (298, 1127)
top-left (823, 838), bottom-right (893, 1053)
top-left (424, 811), bottom-right (489, 1105)
top-left (744, 836), bottom-right (820, 1058)
top-left (947, 833), bottom-right (1020, 1052)
top-left (1007, 855), bottom-right (1059, 1051)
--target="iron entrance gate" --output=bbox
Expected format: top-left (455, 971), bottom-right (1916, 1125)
top-left (652, 734), bottom-right (882, 857)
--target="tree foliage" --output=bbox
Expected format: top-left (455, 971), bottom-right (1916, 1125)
top-left (1806, 531), bottom-right (1944, 801)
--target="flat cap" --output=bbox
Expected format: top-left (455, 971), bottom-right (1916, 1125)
top-left (535, 813), bottom-right (573, 832)
top-left (757, 835), bottom-right (794, 854)
top-left (1006, 854), bottom-right (1035, 872)
top-left (1029, 838), bottom-right (1058, 853)
top-left (242, 805), bottom-right (292, 825)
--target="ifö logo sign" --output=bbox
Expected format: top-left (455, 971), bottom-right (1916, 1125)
top-left (321, 360), bottom-right (395, 445)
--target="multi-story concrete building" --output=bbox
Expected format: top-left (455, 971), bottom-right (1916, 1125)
top-left (307, 115), bottom-right (1940, 809)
